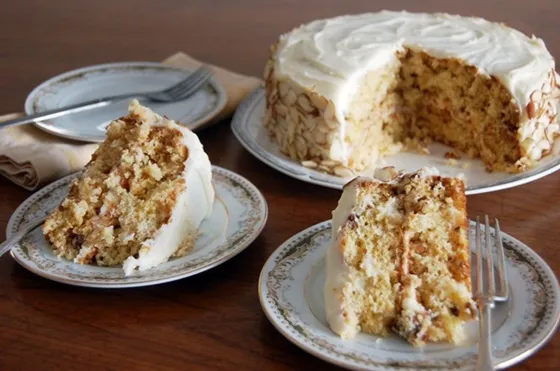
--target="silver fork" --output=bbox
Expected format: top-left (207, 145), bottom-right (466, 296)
top-left (474, 216), bottom-right (509, 371)
top-left (0, 65), bottom-right (213, 129)
top-left (0, 214), bottom-right (50, 259)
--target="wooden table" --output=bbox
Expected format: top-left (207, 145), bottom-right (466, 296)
top-left (0, 0), bottom-right (558, 370)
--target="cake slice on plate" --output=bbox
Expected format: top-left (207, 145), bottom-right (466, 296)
top-left (325, 167), bottom-right (476, 346)
top-left (43, 100), bottom-right (215, 275)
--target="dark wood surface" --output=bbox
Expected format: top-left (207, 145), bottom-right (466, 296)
top-left (0, 1), bottom-right (558, 370)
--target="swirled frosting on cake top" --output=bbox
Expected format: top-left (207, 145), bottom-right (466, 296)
top-left (274, 10), bottom-right (555, 121)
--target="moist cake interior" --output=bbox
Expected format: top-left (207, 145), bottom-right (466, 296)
top-left (330, 170), bottom-right (476, 345)
top-left (346, 49), bottom-right (522, 172)
top-left (43, 114), bottom-right (192, 266)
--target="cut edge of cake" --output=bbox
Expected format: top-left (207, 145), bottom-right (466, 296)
top-left (121, 100), bottom-right (215, 275)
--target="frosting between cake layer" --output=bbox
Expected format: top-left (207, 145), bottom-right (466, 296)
top-left (122, 101), bottom-right (215, 275)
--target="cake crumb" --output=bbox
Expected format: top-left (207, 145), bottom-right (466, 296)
top-left (446, 158), bottom-right (459, 167)
top-left (444, 151), bottom-right (461, 160)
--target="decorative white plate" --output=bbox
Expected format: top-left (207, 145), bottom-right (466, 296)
top-left (259, 220), bottom-right (560, 371)
top-left (26, 62), bottom-right (228, 142)
top-left (6, 166), bottom-right (267, 288)
top-left (232, 89), bottom-right (560, 195)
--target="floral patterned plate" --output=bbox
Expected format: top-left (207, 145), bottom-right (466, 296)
top-left (6, 166), bottom-right (267, 288)
top-left (259, 220), bottom-right (560, 370)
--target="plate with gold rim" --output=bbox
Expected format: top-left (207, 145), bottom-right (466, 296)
top-left (5, 166), bottom-right (267, 288)
top-left (232, 88), bottom-right (560, 194)
top-left (258, 220), bottom-right (560, 371)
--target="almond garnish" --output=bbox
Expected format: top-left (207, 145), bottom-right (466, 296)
top-left (527, 101), bottom-right (536, 119)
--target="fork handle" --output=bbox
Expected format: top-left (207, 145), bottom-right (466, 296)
top-left (476, 298), bottom-right (495, 371)
top-left (0, 215), bottom-right (49, 258)
top-left (0, 93), bottom-right (136, 129)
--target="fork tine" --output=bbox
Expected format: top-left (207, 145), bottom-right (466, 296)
top-left (484, 215), bottom-right (496, 297)
top-left (164, 66), bottom-right (209, 95)
top-left (485, 215), bottom-right (496, 298)
top-left (163, 66), bottom-right (209, 95)
top-left (164, 78), bottom-right (193, 96)
top-left (169, 69), bottom-right (212, 99)
top-left (167, 69), bottom-right (210, 97)
top-left (475, 216), bottom-right (484, 297)
top-left (494, 219), bottom-right (509, 300)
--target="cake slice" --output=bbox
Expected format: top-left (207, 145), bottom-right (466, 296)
top-left (43, 100), bottom-right (215, 275)
top-left (324, 167), bottom-right (476, 346)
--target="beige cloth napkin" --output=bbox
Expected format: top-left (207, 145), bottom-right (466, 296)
top-left (0, 52), bottom-right (262, 191)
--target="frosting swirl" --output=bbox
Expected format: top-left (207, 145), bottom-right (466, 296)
top-left (274, 10), bottom-right (555, 120)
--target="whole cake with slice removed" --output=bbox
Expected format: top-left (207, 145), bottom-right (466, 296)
top-left (43, 100), bottom-right (215, 276)
top-left (264, 10), bottom-right (560, 176)
top-left (325, 167), bottom-right (476, 346)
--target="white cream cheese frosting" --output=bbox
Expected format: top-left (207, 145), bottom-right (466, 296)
top-left (122, 101), bottom-right (215, 276)
top-left (275, 10), bottom-right (554, 118)
top-left (273, 10), bottom-right (560, 163)
top-left (325, 176), bottom-right (362, 338)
